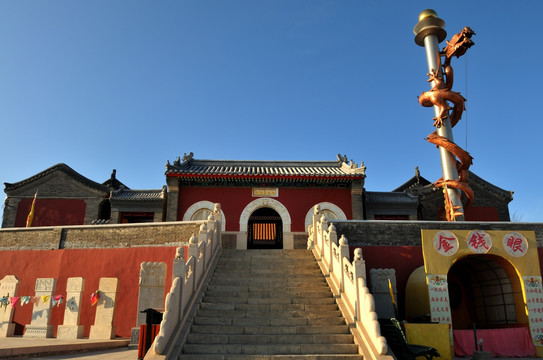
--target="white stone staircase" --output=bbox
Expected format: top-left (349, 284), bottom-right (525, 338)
top-left (178, 249), bottom-right (363, 359)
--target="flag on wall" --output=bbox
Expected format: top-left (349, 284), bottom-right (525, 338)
top-left (26, 191), bottom-right (38, 227)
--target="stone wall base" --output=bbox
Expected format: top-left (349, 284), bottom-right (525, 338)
top-left (0, 323), bottom-right (15, 337)
top-left (23, 325), bottom-right (54, 338)
top-left (89, 325), bottom-right (115, 340)
top-left (57, 325), bottom-right (84, 339)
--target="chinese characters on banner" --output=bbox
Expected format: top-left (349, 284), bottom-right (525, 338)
top-left (504, 232), bottom-right (528, 257)
top-left (433, 230), bottom-right (528, 257)
top-left (433, 231), bottom-right (459, 256)
top-left (427, 275), bottom-right (452, 324)
top-left (524, 276), bottom-right (543, 346)
top-left (466, 230), bottom-right (492, 254)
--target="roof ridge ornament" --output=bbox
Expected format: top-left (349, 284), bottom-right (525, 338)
top-left (182, 152), bottom-right (194, 163)
top-left (337, 154), bottom-right (348, 163)
top-left (341, 160), bottom-right (366, 176)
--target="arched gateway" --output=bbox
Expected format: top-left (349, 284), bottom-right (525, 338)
top-left (408, 229), bottom-right (543, 358)
top-left (247, 207), bottom-right (283, 249)
top-left (239, 198), bottom-right (291, 249)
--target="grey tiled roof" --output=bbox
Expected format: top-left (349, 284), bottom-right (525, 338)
top-left (110, 188), bottom-right (166, 203)
top-left (365, 191), bottom-right (419, 206)
top-left (4, 163), bottom-right (108, 193)
top-left (165, 158), bottom-right (366, 178)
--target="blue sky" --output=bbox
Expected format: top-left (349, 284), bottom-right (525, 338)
top-left (0, 1), bottom-right (541, 222)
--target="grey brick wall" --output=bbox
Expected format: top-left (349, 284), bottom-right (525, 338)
top-left (0, 221), bottom-right (203, 250)
top-left (332, 220), bottom-right (543, 247)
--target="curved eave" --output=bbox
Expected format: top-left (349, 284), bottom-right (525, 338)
top-left (4, 163), bottom-right (108, 193)
top-left (110, 199), bottom-right (165, 206)
top-left (468, 171), bottom-right (514, 202)
top-left (166, 173), bottom-right (362, 182)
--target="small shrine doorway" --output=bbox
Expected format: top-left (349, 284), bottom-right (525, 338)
top-left (447, 254), bottom-right (525, 330)
top-left (247, 207), bottom-right (283, 249)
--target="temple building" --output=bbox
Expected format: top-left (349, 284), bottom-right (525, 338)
top-left (2, 153), bottom-right (513, 250)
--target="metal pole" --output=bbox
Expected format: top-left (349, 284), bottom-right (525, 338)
top-left (414, 10), bottom-right (465, 221)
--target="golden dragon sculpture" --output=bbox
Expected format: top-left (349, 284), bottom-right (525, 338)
top-left (418, 27), bottom-right (475, 221)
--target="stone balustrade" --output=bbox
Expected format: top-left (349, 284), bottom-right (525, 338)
top-left (147, 204), bottom-right (222, 359)
top-left (308, 206), bottom-right (391, 360)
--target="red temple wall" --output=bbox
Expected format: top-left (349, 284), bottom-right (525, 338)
top-left (0, 247), bottom-right (186, 338)
top-left (465, 206), bottom-right (500, 221)
top-left (352, 246), bottom-right (424, 318)
top-left (15, 198), bottom-right (87, 227)
top-left (177, 186), bottom-right (353, 232)
top-left (0, 245), bottom-right (540, 338)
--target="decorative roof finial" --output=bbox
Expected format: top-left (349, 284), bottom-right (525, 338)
top-left (182, 152), bottom-right (194, 162)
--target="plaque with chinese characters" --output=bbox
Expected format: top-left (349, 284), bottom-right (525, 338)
top-left (252, 188), bottom-right (278, 197)
top-left (503, 232), bottom-right (528, 257)
top-left (524, 276), bottom-right (543, 345)
top-left (433, 230), bottom-right (459, 256)
top-left (466, 230), bottom-right (492, 254)
top-left (427, 275), bottom-right (452, 324)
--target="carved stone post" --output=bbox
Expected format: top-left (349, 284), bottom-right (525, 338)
top-left (188, 234), bottom-right (199, 260)
top-left (308, 205), bottom-right (321, 250)
top-left (370, 268), bottom-right (397, 319)
top-left (24, 278), bottom-right (56, 338)
top-left (213, 203), bottom-right (222, 248)
top-left (0, 275), bottom-right (19, 337)
top-left (173, 247), bottom-right (186, 322)
top-left (89, 277), bottom-right (119, 339)
top-left (338, 235), bottom-right (350, 261)
top-left (328, 223), bottom-right (338, 245)
top-left (352, 248), bottom-right (367, 283)
top-left (57, 277), bottom-right (85, 339)
top-left (131, 263), bottom-right (167, 345)
top-left (338, 235), bottom-right (350, 291)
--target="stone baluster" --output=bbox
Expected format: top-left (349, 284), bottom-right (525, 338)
top-left (353, 248), bottom-right (367, 283)
top-left (338, 235), bottom-right (350, 292)
top-left (188, 234), bottom-right (198, 260)
top-left (173, 247), bottom-right (186, 321)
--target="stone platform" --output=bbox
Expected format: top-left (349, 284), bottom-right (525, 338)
top-left (0, 337), bottom-right (132, 359)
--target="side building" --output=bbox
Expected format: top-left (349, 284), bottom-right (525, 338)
top-left (2, 154), bottom-right (514, 248)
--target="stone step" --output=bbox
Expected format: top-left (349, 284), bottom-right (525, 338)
top-left (193, 315), bottom-right (346, 326)
top-left (206, 284), bottom-right (331, 292)
top-left (202, 296), bottom-right (336, 305)
top-left (216, 257), bottom-right (317, 263)
top-left (189, 324), bottom-right (350, 335)
top-left (196, 308), bottom-right (342, 319)
top-left (217, 256), bottom-right (316, 262)
top-left (214, 266), bottom-right (320, 272)
top-left (212, 274), bottom-right (325, 281)
top-left (203, 289), bottom-right (333, 299)
top-left (210, 278), bottom-right (326, 287)
top-left (212, 272), bottom-right (322, 279)
top-left (182, 343), bottom-right (359, 355)
top-left (186, 333), bottom-right (353, 345)
top-left (198, 303), bottom-right (341, 315)
top-left (177, 250), bottom-right (361, 359)
top-left (220, 249), bottom-right (314, 256)
top-left (180, 356), bottom-right (362, 360)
